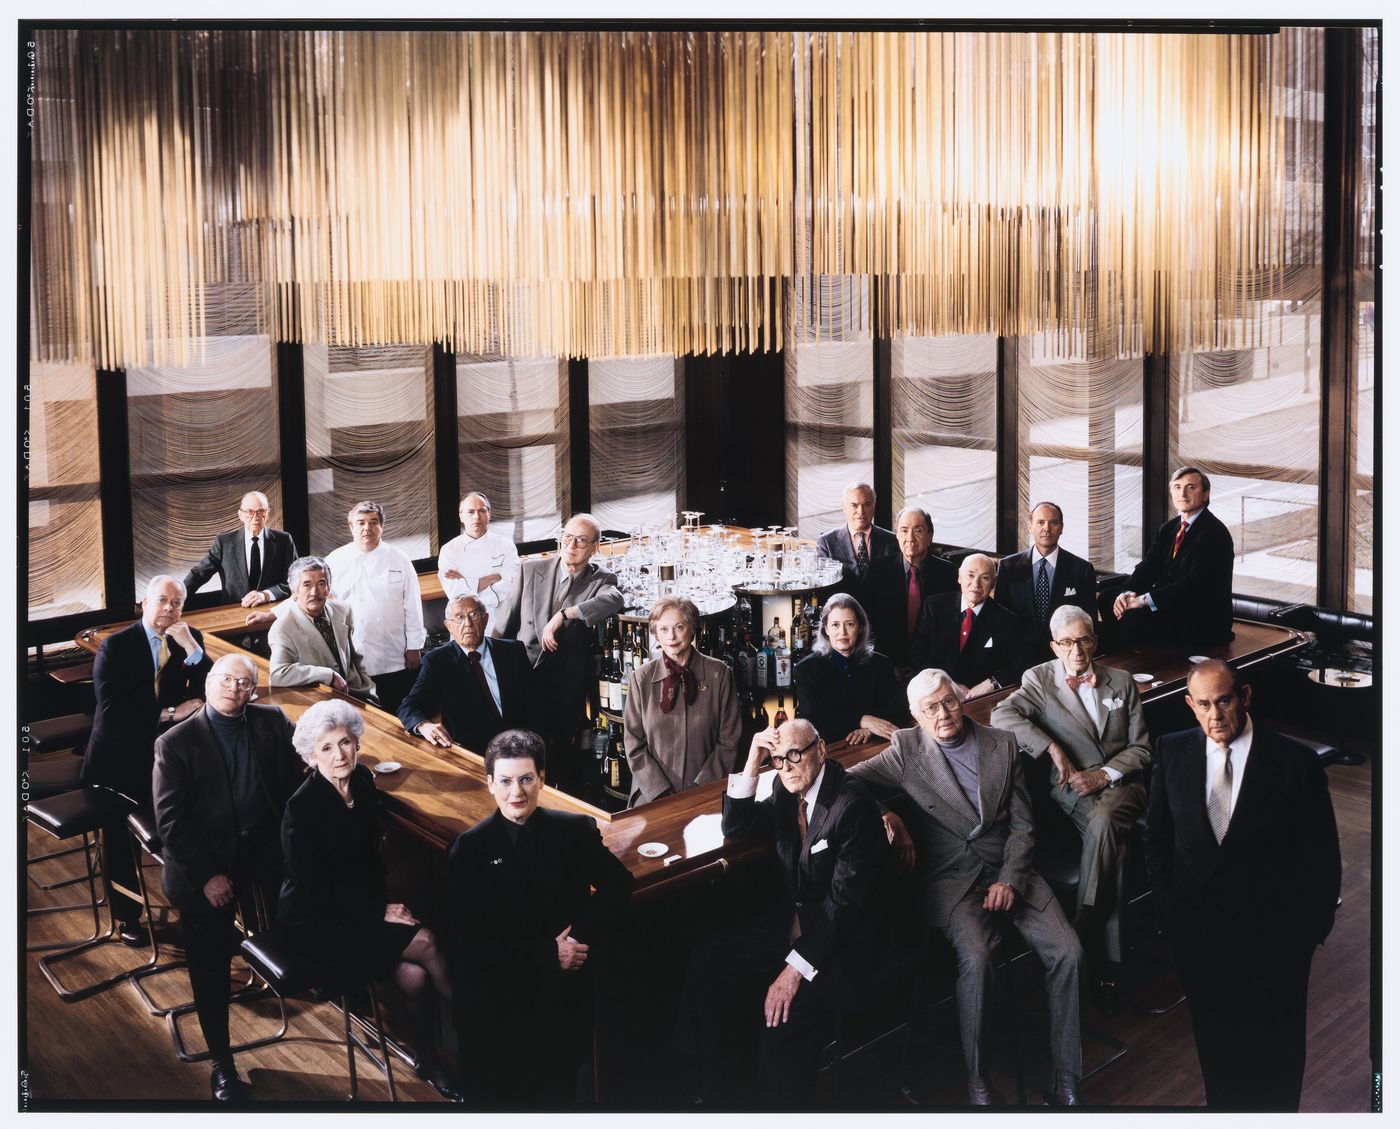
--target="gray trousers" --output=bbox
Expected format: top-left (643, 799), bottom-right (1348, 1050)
top-left (942, 885), bottom-right (1085, 1082)
top-left (1065, 779), bottom-right (1146, 963)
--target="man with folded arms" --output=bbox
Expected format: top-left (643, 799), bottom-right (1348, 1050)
top-left (438, 491), bottom-right (519, 633)
top-left (991, 605), bottom-right (1150, 1014)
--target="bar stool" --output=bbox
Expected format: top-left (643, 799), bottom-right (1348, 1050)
top-left (239, 932), bottom-right (400, 1102)
top-left (26, 786), bottom-right (154, 999)
top-left (25, 754), bottom-right (106, 910)
top-left (26, 713), bottom-right (94, 757)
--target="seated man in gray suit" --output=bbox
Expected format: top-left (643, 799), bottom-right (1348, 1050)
top-left (184, 490), bottom-right (298, 607)
top-left (850, 668), bottom-right (1084, 1107)
top-left (496, 513), bottom-right (623, 794)
top-left (268, 555), bottom-right (377, 700)
top-left (815, 481), bottom-right (898, 595)
top-left (991, 604), bottom-right (1150, 1013)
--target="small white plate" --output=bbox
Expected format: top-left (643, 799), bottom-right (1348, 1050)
top-left (374, 761), bottom-right (402, 775)
top-left (1188, 655), bottom-right (1210, 664)
top-left (638, 842), bottom-right (668, 858)
top-left (1133, 673), bottom-right (1154, 683)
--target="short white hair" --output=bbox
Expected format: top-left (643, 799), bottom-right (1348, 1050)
top-left (211, 653), bottom-right (257, 680)
top-left (907, 668), bottom-right (964, 712)
top-left (778, 717), bottom-right (820, 746)
top-left (292, 699), bottom-right (365, 765)
top-left (1048, 604), bottom-right (1096, 640)
top-left (144, 574), bottom-right (187, 601)
top-left (960, 552), bottom-right (997, 573)
top-left (568, 512), bottom-right (602, 540)
top-left (287, 555), bottom-right (332, 591)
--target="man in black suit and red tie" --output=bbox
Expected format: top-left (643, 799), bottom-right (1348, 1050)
top-left (995, 502), bottom-right (1100, 646)
top-left (399, 594), bottom-right (536, 755)
top-left (1108, 467), bottom-right (1235, 645)
top-left (815, 482), bottom-right (898, 595)
top-left (862, 505), bottom-right (958, 670)
top-left (184, 490), bottom-right (298, 607)
top-left (910, 553), bottom-right (1030, 700)
top-left (1143, 659), bottom-right (1340, 1110)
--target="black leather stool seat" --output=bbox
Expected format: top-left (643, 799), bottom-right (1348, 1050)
top-left (240, 933), bottom-right (314, 998)
top-left (26, 757), bottom-right (86, 800)
top-left (28, 713), bottom-right (94, 754)
top-left (27, 787), bottom-right (135, 839)
top-left (127, 810), bottom-right (163, 856)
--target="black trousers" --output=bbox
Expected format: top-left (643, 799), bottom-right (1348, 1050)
top-left (101, 817), bottom-right (145, 926)
top-left (369, 667), bottom-right (417, 716)
top-left (675, 917), bottom-right (839, 1106)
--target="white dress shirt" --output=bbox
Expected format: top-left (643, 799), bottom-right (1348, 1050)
top-left (1056, 659), bottom-right (1122, 785)
top-left (437, 529), bottom-right (519, 630)
top-left (1205, 716), bottom-right (1253, 817)
top-left (323, 541), bottom-right (426, 677)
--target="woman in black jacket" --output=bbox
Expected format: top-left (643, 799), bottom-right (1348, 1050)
top-left (794, 593), bottom-right (909, 745)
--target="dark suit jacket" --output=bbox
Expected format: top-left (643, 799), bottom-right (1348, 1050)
top-left (909, 594), bottom-right (1030, 691)
top-left (793, 650), bottom-right (909, 743)
top-left (862, 552), bottom-right (959, 666)
top-left (722, 758), bottom-right (893, 997)
top-left (398, 638), bottom-right (537, 754)
top-left (83, 619), bottom-right (212, 807)
top-left (184, 528), bottom-right (298, 603)
top-left (1127, 506), bottom-right (1235, 643)
top-left (816, 524), bottom-right (899, 592)
top-left (995, 546), bottom-right (1099, 644)
top-left (152, 703), bottom-right (303, 914)
top-left (1143, 724), bottom-right (1340, 954)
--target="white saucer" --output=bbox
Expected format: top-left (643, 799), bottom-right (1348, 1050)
top-left (638, 842), bottom-right (668, 858)
top-left (1132, 673), bottom-right (1154, 683)
top-left (374, 761), bottom-right (402, 774)
top-left (1187, 655), bottom-right (1210, 664)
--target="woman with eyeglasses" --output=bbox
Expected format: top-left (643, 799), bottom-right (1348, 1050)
top-left (623, 595), bottom-right (743, 805)
top-left (793, 593), bottom-right (908, 745)
top-left (277, 699), bottom-right (461, 1101)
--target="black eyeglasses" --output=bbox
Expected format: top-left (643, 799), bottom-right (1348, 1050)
top-left (768, 738), bottom-right (818, 769)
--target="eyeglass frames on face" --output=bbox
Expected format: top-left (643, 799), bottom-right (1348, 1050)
top-left (919, 694), bottom-right (962, 718)
top-left (214, 674), bottom-right (255, 690)
top-left (560, 532), bottom-right (598, 546)
top-left (1053, 635), bottom-right (1096, 650)
top-left (769, 738), bottom-right (818, 768)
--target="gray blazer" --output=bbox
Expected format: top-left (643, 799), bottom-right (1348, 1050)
top-left (848, 720), bottom-right (1053, 928)
top-left (990, 659), bottom-right (1152, 818)
top-left (496, 556), bottom-right (624, 666)
top-left (269, 600), bottom-right (377, 697)
top-left (623, 651), bottom-right (742, 805)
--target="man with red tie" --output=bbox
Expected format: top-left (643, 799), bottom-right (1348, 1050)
top-left (862, 505), bottom-right (959, 671)
top-left (910, 553), bottom-right (1030, 700)
top-left (1108, 467), bottom-right (1235, 645)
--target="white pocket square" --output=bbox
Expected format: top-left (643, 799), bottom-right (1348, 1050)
top-left (1101, 696), bottom-right (1124, 710)
top-left (810, 838), bottom-right (829, 854)
top-left (1064, 587), bottom-right (1077, 596)
top-left (984, 637), bottom-right (994, 648)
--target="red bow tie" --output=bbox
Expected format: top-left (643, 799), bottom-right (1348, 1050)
top-left (1065, 672), bottom-right (1097, 690)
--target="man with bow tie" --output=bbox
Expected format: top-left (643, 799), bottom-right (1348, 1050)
top-left (910, 553), bottom-right (1030, 700)
top-left (1144, 660), bottom-right (1340, 1111)
top-left (816, 482), bottom-right (898, 597)
top-left (675, 720), bottom-right (894, 1105)
top-left (991, 605), bottom-right (1150, 1013)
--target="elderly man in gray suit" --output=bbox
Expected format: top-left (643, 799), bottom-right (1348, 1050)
top-left (991, 604), bottom-right (1150, 1014)
top-left (850, 668), bottom-right (1084, 1106)
top-left (268, 555), bottom-right (377, 700)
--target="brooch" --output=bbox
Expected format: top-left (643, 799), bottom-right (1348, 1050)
top-left (697, 681), bottom-right (708, 692)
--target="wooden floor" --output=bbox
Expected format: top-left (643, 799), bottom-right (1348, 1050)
top-left (20, 756), bottom-right (1374, 1111)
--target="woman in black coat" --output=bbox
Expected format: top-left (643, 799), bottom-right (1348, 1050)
top-left (279, 698), bottom-right (459, 1100)
top-left (794, 593), bottom-right (909, 745)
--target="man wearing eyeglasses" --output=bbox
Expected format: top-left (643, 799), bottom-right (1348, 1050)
top-left (675, 719), bottom-right (893, 1104)
top-left (152, 654), bottom-right (304, 1101)
top-left (184, 491), bottom-right (299, 607)
top-left (1144, 659), bottom-right (1339, 1111)
top-left (496, 513), bottom-right (624, 794)
top-left (991, 605), bottom-right (1150, 1014)
top-left (850, 668), bottom-right (1084, 1106)
top-left (399, 594), bottom-right (536, 755)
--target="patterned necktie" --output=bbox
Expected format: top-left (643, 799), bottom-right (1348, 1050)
top-left (1207, 742), bottom-right (1234, 842)
top-left (797, 795), bottom-right (809, 846)
top-left (1171, 520), bottom-right (1189, 559)
top-left (551, 571), bottom-right (572, 616)
top-left (1065, 671), bottom-right (1097, 690)
top-left (153, 634), bottom-right (170, 694)
top-left (958, 607), bottom-right (974, 651)
top-left (466, 649), bottom-right (500, 718)
top-left (855, 530), bottom-right (869, 575)
top-left (906, 565), bottom-right (922, 636)
top-left (1035, 557), bottom-right (1051, 624)
top-left (248, 535), bottom-right (262, 591)
top-left (312, 614), bottom-right (345, 675)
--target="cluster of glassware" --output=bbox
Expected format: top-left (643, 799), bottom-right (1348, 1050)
top-left (574, 512), bottom-right (844, 615)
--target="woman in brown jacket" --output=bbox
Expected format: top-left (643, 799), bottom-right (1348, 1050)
top-left (623, 596), bottom-right (742, 806)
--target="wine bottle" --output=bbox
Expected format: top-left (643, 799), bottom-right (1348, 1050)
top-left (773, 694), bottom-right (789, 726)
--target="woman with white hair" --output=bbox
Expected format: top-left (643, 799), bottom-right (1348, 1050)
top-left (278, 699), bottom-right (460, 1100)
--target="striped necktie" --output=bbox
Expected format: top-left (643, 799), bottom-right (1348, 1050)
top-left (1207, 743), bottom-right (1233, 842)
top-left (153, 634), bottom-right (170, 694)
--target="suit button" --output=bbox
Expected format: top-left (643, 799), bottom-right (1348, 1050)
top-left (795, 901), bottom-right (803, 908)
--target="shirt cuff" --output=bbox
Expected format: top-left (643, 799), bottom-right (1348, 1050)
top-left (1144, 593), bottom-right (1158, 612)
top-left (727, 773), bottom-right (759, 799)
top-left (785, 949), bottom-right (818, 982)
top-left (1101, 765), bottom-right (1123, 784)
top-left (183, 645), bottom-right (205, 666)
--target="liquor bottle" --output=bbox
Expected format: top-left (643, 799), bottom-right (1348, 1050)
top-left (593, 713), bottom-right (610, 774)
top-left (739, 632), bottom-right (757, 689)
top-left (790, 597), bottom-right (810, 661)
top-left (804, 595), bottom-right (822, 642)
top-left (608, 719), bottom-right (628, 793)
top-left (754, 694), bottom-right (770, 729)
top-left (637, 625), bottom-right (652, 669)
top-left (597, 640), bottom-right (613, 713)
top-left (773, 694), bottom-right (789, 726)
top-left (755, 634), bottom-right (771, 690)
top-left (766, 616), bottom-right (785, 649)
top-left (775, 634), bottom-right (792, 689)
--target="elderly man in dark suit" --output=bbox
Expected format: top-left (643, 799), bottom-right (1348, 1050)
top-left (1144, 659), bottom-right (1340, 1111)
top-left (676, 719), bottom-right (893, 1105)
top-left (1109, 466), bottom-right (1235, 645)
top-left (268, 555), bottom-right (377, 699)
top-left (184, 490), bottom-right (298, 607)
top-left (991, 604), bottom-right (1151, 1012)
top-left (850, 668), bottom-right (1084, 1106)
top-left (152, 653), bottom-right (304, 1102)
top-left (910, 553), bottom-right (1030, 700)
top-left (862, 505), bottom-right (958, 669)
top-left (400, 594), bottom-right (536, 754)
top-left (815, 482), bottom-right (898, 595)
top-left (496, 513), bottom-right (623, 795)
top-left (995, 502), bottom-right (1099, 646)
top-left (447, 729), bottom-right (634, 1105)
top-left (82, 574), bottom-right (211, 944)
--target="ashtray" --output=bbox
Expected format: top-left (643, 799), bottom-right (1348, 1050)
top-left (638, 842), bottom-right (668, 858)
top-left (373, 761), bottom-right (402, 775)
top-left (1132, 673), bottom-right (1154, 683)
top-left (1187, 655), bottom-right (1209, 664)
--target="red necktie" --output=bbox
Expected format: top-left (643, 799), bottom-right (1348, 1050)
top-left (958, 607), bottom-right (974, 651)
top-left (466, 649), bottom-right (500, 718)
top-left (1065, 672), bottom-right (1098, 690)
top-left (906, 566), bottom-right (922, 636)
top-left (1171, 520), bottom-right (1189, 559)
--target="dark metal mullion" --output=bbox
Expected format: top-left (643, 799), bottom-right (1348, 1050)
top-left (567, 358), bottom-right (590, 515)
top-left (872, 295), bottom-right (893, 530)
top-left (95, 368), bottom-right (136, 612)
top-left (995, 336), bottom-right (1021, 554)
top-left (431, 344), bottom-right (460, 557)
top-left (1142, 352), bottom-right (1172, 550)
top-left (274, 342), bottom-right (311, 555)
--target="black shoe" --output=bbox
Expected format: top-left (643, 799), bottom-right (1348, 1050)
top-left (210, 1060), bottom-right (248, 1102)
top-left (115, 920), bottom-right (149, 948)
top-left (1092, 978), bottom-right (1120, 1016)
top-left (1045, 1073), bottom-right (1080, 1107)
top-left (415, 1062), bottom-right (465, 1103)
top-left (967, 1075), bottom-right (992, 1105)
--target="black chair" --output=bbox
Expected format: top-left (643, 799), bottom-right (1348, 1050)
top-left (25, 755), bottom-right (106, 911)
top-left (26, 713), bottom-right (94, 757)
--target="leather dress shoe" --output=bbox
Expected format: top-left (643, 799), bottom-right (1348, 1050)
top-left (1045, 1073), bottom-right (1081, 1107)
top-left (967, 1075), bottom-right (991, 1105)
top-left (210, 1060), bottom-right (248, 1102)
top-left (1092, 977), bottom-right (1120, 1016)
top-left (115, 920), bottom-right (149, 948)
top-left (415, 1062), bottom-right (465, 1103)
